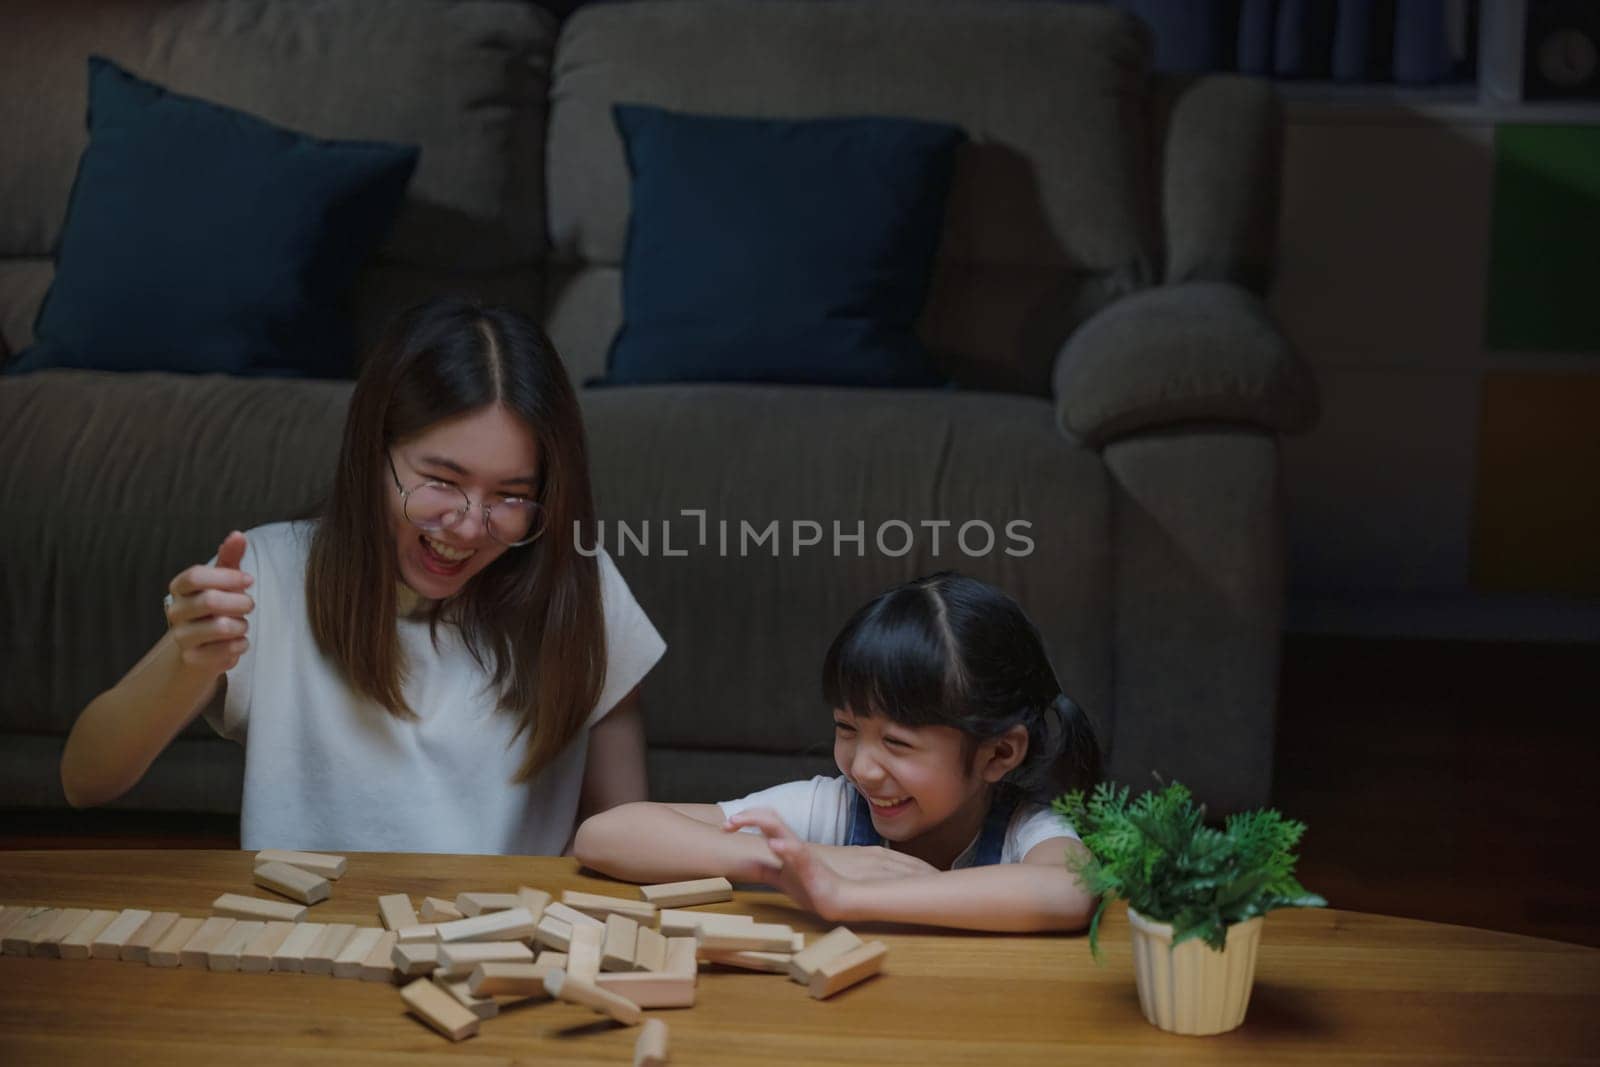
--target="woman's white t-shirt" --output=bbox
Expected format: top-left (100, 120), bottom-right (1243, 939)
top-left (718, 775), bottom-right (1079, 868)
top-left (204, 521), bottom-right (666, 855)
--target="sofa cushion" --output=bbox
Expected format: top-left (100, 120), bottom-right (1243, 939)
top-left (605, 105), bottom-right (961, 388)
top-left (10, 58), bottom-right (416, 378)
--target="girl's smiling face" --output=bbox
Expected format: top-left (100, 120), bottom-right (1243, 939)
top-left (833, 707), bottom-right (1012, 869)
top-left (387, 403), bottom-right (540, 603)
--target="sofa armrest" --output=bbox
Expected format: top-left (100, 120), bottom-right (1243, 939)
top-left (1052, 281), bottom-right (1319, 447)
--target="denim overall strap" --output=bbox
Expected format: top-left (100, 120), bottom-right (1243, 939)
top-left (846, 787), bottom-right (882, 846)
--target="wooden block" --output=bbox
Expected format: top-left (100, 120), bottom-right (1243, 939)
top-left (633, 926), bottom-right (668, 973)
top-left (148, 916), bottom-right (204, 968)
top-left (333, 927), bottom-right (385, 978)
top-left (393, 939), bottom-right (440, 977)
top-left (695, 922), bottom-right (795, 953)
top-left (543, 968), bottom-right (642, 1026)
top-left (304, 923), bottom-right (357, 975)
top-left (121, 911), bottom-right (180, 963)
top-left (436, 976), bottom-right (498, 1020)
top-left (516, 886), bottom-right (551, 922)
top-left (34, 908), bottom-right (90, 957)
top-left (603, 914), bottom-right (639, 972)
top-left (418, 897), bottom-right (462, 923)
top-left (567, 922), bottom-right (603, 983)
top-left (534, 914), bottom-right (572, 952)
top-left (561, 890), bottom-right (657, 925)
top-left (788, 926), bottom-right (863, 983)
top-left (663, 936), bottom-right (697, 978)
top-left (396, 923), bottom-right (440, 942)
top-left (455, 892), bottom-right (521, 917)
top-left (253, 861), bottom-right (330, 905)
top-left (635, 1017), bottom-right (670, 1066)
top-left (435, 940), bottom-right (534, 979)
top-left (209, 920), bottom-right (265, 971)
top-left (543, 901), bottom-right (605, 929)
top-left (0, 906), bottom-right (42, 944)
top-left (214, 892), bottom-right (307, 923)
top-left (466, 956), bottom-right (563, 997)
top-left (3, 909), bottom-right (55, 956)
top-left (179, 917), bottom-right (236, 969)
top-left (90, 908), bottom-right (153, 960)
top-left (400, 976), bottom-right (479, 1042)
top-left (378, 894), bottom-right (419, 931)
top-left (808, 939), bottom-right (887, 999)
top-left (360, 930), bottom-right (400, 983)
top-left (640, 877), bottom-right (734, 909)
top-left (241, 921), bottom-right (296, 973)
top-left (658, 909), bottom-right (753, 938)
top-left (271, 922), bottom-right (324, 973)
top-left (57, 910), bottom-right (118, 960)
top-left (702, 949), bottom-right (792, 974)
top-left (596, 971), bottom-right (696, 1009)
top-left (435, 906), bottom-right (536, 944)
top-left (254, 849), bottom-right (346, 880)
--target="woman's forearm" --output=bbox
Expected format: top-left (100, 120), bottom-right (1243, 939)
top-left (834, 863), bottom-right (1095, 933)
top-left (60, 633), bottom-right (221, 808)
top-left (573, 803), bottom-right (777, 883)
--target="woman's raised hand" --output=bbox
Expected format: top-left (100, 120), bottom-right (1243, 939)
top-left (164, 530), bottom-right (255, 674)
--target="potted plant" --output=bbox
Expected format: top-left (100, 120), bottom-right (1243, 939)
top-left (1054, 780), bottom-right (1326, 1036)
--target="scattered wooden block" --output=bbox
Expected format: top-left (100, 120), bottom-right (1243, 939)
top-left (808, 940), bottom-right (888, 999)
top-left (7, 909), bottom-right (60, 956)
top-left (241, 921), bottom-right (296, 973)
top-left (543, 901), bottom-right (606, 929)
top-left (635, 1017), bottom-right (670, 1066)
top-left (179, 917), bottom-right (236, 969)
top-left (596, 971), bottom-right (696, 1009)
top-left (534, 914), bottom-right (572, 952)
top-left (209, 920), bottom-right (265, 972)
top-left (418, 897), bottom-right (462, 923)
top-left (253, 861), bottom-right (330, 905)
top-left (255, 849), bottom-right (347, 880)
top-left (0, 906), bottom-right (43, 947)
top-left (396, 923), bottom-right (440, 943)
top-left (271, 922), bottom-right (325, 973)
top-left (148, 916), bottom-right (205, 968)
top-left (663, 936), bottom-right (697, 977)
top-left (435, 940), bottom-right (534, 979)
top-left (304, 923), bottom-right (357, 975)
top-left (57, 910), bottom-right (118, 960)
top-left (544, 968), bottom-right (642, 1026)
top-left (393, 939), bottom-right (440, 977)
top-left (658, 909), bottom-right (753, 938)
top-left (360, 930), bottom-right (400, 983)
top-left (214, 892), bottom-right (307, 923)
top-left (702, 949), bottom-right (792, 974)
top-left (603, 914), bottom-right (639, 972)
top-left (633, 926), bottom-right (669, 973)
top-left (334, 927), bottom-right (385, 978)
top-left (567, 922), bottom-right (603, 983)
top-left (34, 908), bottom-right (90, 957)
top-left (694, 922), bottom-right (795, 953)
top-left (516, 886), bottom-right (551, 922)
top-left (561, 890), bottom-right (657, 925)
top-left (788, 926), bottom-right (863, 984)
top-left (456, 892), bottom-right (521, 917)
top-left (436, 976), bottom-right (498, 1019)
top-left (466, 956), bottom-right (564, 997)
top-left (435, 906), bottom-right (536, 944)
top-left (639, 877), bottom-right (734, 909)
top-left (88, 908), bottom-right (152, 960)
top-left (121, 911), bottom-right (181, 963)
top-left (400, 976), bottom-right (479, 1042)
top-left (379, 894), bottom-right (420, 931)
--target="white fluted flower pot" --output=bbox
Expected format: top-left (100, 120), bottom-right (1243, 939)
top-left (1126, 907), bottom-right (1264, 1036)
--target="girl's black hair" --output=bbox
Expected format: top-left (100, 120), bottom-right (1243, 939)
top-left (821, 572), bottom-right (1103, 802)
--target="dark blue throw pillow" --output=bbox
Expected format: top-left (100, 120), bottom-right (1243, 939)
top-left (604, 105), bottom-right (965, 388)
top-left (7, 57), bottom-right (418, 378)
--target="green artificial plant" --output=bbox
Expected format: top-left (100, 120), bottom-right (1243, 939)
top-left (1054, 780), bottom-right (1327, 958)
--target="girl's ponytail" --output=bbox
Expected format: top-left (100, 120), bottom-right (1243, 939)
top-left (1006, 694), bottom-right (1103, 802)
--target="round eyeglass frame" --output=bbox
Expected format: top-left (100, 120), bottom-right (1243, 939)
top-left (386, 452), bottom-right (546, 547)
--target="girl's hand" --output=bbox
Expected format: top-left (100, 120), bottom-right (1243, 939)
top-left (809, 843), bottom-right (939, 881)
top-left (165, 531), bottom-right (255, 675)
top-left (723, 808), bottom-right (852, 921)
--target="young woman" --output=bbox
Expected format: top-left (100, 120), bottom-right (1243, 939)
top-left (61, 298), bottom-right (665, 854)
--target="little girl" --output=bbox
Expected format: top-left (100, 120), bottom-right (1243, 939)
top-left (61, 297), bottom-right (666, 854)
top-left (575, 572), bottom-right (1102, 932)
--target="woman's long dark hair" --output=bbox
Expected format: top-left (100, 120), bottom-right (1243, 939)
top-left (306, 297), bottom-right (605, 783)
top-left (822, 572), bottom-right (1102, 801)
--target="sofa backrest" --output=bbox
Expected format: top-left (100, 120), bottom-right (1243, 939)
top-left (0, 0), bottom-right (555, 360)
top-left (544, 0), bottom-right (1160, 394)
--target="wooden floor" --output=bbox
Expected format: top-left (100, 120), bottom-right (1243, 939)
top-left (5, 636), bottom-right (1598, 946)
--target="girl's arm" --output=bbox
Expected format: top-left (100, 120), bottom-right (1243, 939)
top-left (727, 809), bottom-right (1095, 933)
top-left (573, 801), bottom-right (782, 883)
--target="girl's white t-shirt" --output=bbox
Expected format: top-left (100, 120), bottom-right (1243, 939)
top-left (717, 775), bottom-right (1080, 868)
top-left (204, 521), bottom-right (666, 855)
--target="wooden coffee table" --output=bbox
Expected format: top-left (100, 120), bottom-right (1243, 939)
top-left (2, 850), bottom-right (1597, 1064)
